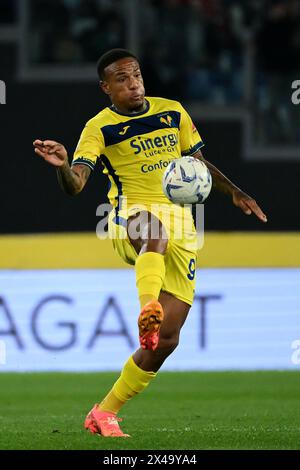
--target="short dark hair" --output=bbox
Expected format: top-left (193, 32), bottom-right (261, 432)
top-left (97, 48), bottom-right (138, 80)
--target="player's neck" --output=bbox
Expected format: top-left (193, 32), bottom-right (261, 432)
top-left (111, 100), bottom-right (147, 115)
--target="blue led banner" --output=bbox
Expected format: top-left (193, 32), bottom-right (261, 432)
top-left (0, 269), bottom-right (299, 371)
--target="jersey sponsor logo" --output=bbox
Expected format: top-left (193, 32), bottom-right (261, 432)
top-left (119, 125), bottom-right (130, 135)
top-left (130, 133), bottom-right (178, 156)
top-left (141, 158), bottom-right (173, 173)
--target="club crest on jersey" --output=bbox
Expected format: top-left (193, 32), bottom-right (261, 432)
top-left (160, 115), bottom-right (173, 127)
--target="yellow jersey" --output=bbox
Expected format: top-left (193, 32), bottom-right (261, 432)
top-left (72, 96), bottom-right (204, 207)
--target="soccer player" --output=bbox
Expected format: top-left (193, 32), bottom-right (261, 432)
top-left (33, 49), bottom-right (267, 438)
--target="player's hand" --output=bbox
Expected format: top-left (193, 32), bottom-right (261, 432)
top-left (33, 140), bottom-right (68, 167)
top-left (232, 189), bottom-right (267, 223)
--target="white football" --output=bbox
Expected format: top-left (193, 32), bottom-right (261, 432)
top-left (162, 157), bottom-right (212, 205)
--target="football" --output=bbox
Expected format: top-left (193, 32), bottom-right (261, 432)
top-left (162, 157), bottom-right (212, 205)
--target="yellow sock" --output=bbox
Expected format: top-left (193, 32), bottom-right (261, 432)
top-left (135, 252), bottom-right (165, 308)
top-left (99, 356), bottom-right (156, 414)
top-left (140, 294), bottom-right (156, 307)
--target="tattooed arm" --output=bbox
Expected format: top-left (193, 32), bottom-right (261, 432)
top-left (56, 163), bottom-right (91, 196)
top-left (33, 139), bottom-right (91, 195)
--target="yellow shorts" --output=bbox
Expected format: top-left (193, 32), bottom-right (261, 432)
top-left (108, 201), bottom-right (198, 306)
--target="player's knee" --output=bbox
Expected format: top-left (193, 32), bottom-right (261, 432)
top-left (157, 335), bottom-right (179, 356)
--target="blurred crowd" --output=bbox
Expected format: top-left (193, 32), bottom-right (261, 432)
top-left (26, 0), bottom-right (247, 102)
top-left (1, 0), bottom-right (299, 144)
top-left (255, 0), bottom-right (300, 144)
top-left (0, 0), bottom-right (17, 23)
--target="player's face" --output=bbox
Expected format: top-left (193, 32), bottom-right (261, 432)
top-left (100, 58), bottom-right (145, 113)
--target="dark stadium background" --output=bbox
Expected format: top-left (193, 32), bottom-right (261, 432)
top-left (0, 0), bottom-right (299, 234)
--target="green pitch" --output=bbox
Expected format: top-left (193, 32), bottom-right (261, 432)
top-left (0, 371), bottom-right (299, 450)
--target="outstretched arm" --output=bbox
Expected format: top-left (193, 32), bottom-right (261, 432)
top-left (33, 139), bottom-right (91, 196)
top-left (194, 150), bottom-right (267, 223)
